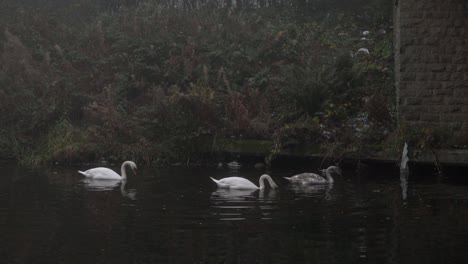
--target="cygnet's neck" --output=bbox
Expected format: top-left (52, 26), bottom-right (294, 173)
top-left (325, 168), bottom-right (334, 183)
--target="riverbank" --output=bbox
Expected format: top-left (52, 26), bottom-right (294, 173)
top-left (0, 1), bottom-right (394, 166)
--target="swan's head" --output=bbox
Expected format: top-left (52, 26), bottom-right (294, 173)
top-left (127, 161), bottom-right (137, 174)
top-left (327, 166), bottom-right (341, 176)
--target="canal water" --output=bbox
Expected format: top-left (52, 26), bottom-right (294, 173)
top-left (0, 163), bottom-right (467, 263)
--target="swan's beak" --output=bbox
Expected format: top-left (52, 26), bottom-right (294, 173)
top-left (133, 168), bottom-right (138, 175)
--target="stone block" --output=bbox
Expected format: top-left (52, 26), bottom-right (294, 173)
top-left (427, 81), bottom-right (443, 90)
top-left (453, 56), bottom-right (467, 64)
top-left (451, 72), bottom-right (464, 81)
top-left (453, 81), bottom-right (468, 88)
top-left (398, 81), bottom-right (411, 90)
top-left (455, 46), bottom-right (468, 56)
top-left (407, 18), bottom-right (426, 27)
top-left (417, 73), bottom-right (435, 81)
top-left (401, 53), bottom-right (430, 63)
top-left (401, 72), bottom-right (417, 81)
top-left (453, 19), bottom-right (465, 27)
top-left (430, 64), bottom-right (446, 72)
top-left (403, 114), bottom-right (420, 121)
top-left (439, 4), bottom-right (463, 12)
top-left (434, 89), bottom-right (454, 96)
top-left (425, 11), bottom-right (450, 19)
top-left (417, 90), bottom-right (433, 97)
top-left (425, 37), bottom-right (443, 45)
top-left (441, 114), bottom-right (467, 122)
top-left (463, 122), bottom-right (468, 129)
top-left (454, 89), bottom-right (468, 97)
top-left (401, 11), bottom-right (425, 19)
top-left (431, 46), bottom-right (449, 55)
top-left (442, 82), bottom-right (454, 89)
top-left (401, 63), bottom-right (425, 72)
top-left (450, 106), bottom-right (462, 113)
top-left (403, 105), bottom-right (426, 113)
top-left (399, 89), bottom-right (418, 97)
top-left (456, 65), bottom-right (468, 72)
top-left (406, 97), bottom-right (423, 105)
top-left (423, 97), bottom-right (445, 105)
top-left (399, 37), bottom-right (417, 47)
top-left (448, 28), bottom-right (461, 37)
top-left (429, 27), bottom-right (443, 35)
top-left (446, 97), bottom-right (468, 105)
top-left (418, 121), bottom-right (443, 128)
top-left (427, 105), bottom-right (450, 113)
top-left (420, 114), bottom-right (440, 122)
top-left (446, 65), bottom-right (458, 72)
top-left (447, 122), bottom-right (462, 130)
top-left (399, 2), bottom-right (414, 10)
top-left (440, 55), bottom-right (453, 63)
top-left (435, 73), bottom-right (451, 81)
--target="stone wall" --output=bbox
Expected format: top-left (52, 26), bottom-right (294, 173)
top-left (394, 0), bottom-right (468, 145)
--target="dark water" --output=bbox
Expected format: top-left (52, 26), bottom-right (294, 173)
top-left (1, 163), bottom-right (468, 264)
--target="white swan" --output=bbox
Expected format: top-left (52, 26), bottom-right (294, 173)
top-left (284, 166), bottom-right (341, 185)
top-left (210, 174), bottom-right (278, 190)
top-left (78, 160), bottom-right (137, 180)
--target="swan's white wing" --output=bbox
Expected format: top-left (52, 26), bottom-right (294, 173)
top-left (80, 167), bottom-right (121, 180)
top-left (214, 177), bottom-right (259, 190)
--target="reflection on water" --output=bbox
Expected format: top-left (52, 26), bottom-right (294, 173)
top-left (400, 168), bottom-right (409, 201)
top-left (82, 178), bottom-right (121, 191)
top-left (82, 178), bottom-right (137, 200)
top-left (210, 188), bottom-right (278, 200)
top-left (288, 182), bottom-right (333, 198)
top-left (1, 164), bottom-right (468, 264)
top-left (210, 188), bottom-right (278, 221)
top-left (211, 188), bottom-right (257, 199)
top-left (399, 142), bottom-right (409, 201)
top-left (119, 180), bottom-right (137, 200)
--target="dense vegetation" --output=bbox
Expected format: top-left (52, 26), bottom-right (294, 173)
top-left (0, 0), bottom-right (394, 165)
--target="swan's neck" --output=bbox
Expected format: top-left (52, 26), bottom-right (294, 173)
top-left (121, 162), bottom-right (129, 180)
top-left (259, 174), bottom-right (278, 189)
top-left (259, 176), bottom-right (265, 189)
top-left (325, 169), bottom-right (334, 183)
